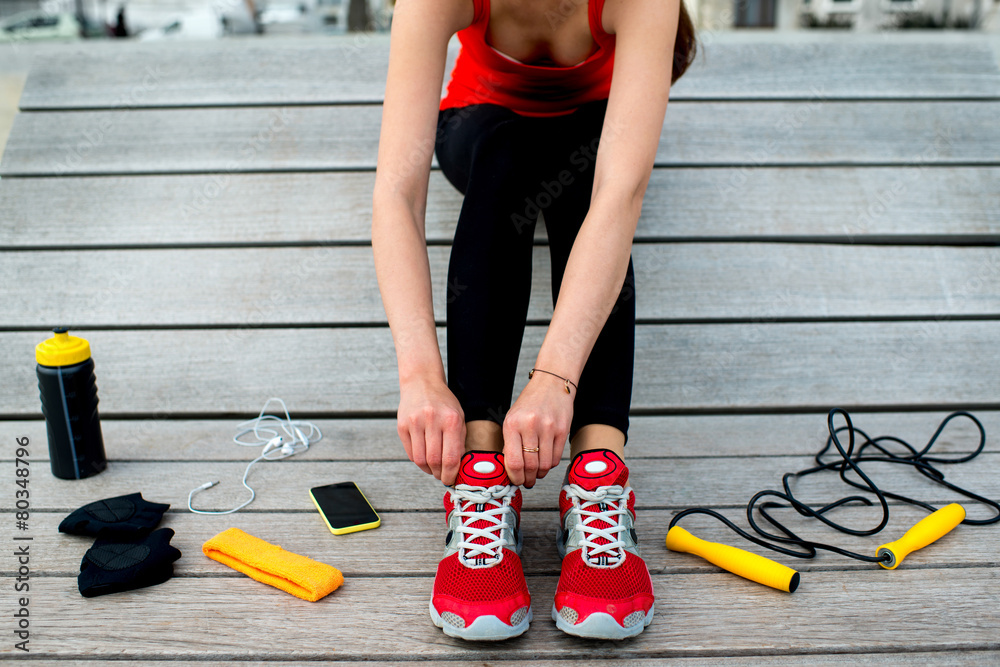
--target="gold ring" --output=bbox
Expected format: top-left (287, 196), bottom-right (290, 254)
top-left (522, 447), bottom-right (540, 453)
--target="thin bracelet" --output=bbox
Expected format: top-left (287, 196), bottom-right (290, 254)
top-left (528, 368), bottom-right (578, 394)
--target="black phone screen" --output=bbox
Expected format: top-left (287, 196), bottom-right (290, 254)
top-left (309, 482), bottom-right (380, 533)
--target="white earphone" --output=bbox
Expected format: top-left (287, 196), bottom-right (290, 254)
top-left (261, 427), bottom-right (308, 459)
top-left (188, 398), bottom-right (322, 515)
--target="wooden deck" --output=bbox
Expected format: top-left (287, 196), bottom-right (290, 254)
top-left (2, 30), bottom-right (1000, 664)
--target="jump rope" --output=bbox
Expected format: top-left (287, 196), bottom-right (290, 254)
top-left (665, 408), bottom-right (1000, 592)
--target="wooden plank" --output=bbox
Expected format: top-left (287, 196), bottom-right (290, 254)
top-left (16, 35), bottom-right (400, 110)
top-left (635, 165), bottom-right (1000, 244)
top-left (3, 323), bottom-right (999, 416)
top-left (18, 504), bottom-right (1000, 576)
top-left (3, 167), bottom-right (998, 248)
top-left (670, 37), bottom-right (1000, 101)
top-left (4, 456), bottom-right (996, 512)
top-left (4, 411), bottom-right (995, 461)
top-left (19, 656), bottom-right (1000, 667)
top-left (15, 34), bottom-right (1000, 110)
top-left (4, 244), bottom-right (999, 327)
top-left (0, 171), bottom-right (438, 247)
top-left (7, 570), bottom-right (999, 658)
top-left (3, 101), bottom-right (997, 176)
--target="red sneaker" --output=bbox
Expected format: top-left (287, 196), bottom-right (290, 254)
top-left (552, 449), bottom-right (654, 639)
top-left (430, 451), bottom-right (532, 640)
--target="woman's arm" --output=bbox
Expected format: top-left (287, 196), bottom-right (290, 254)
top-left (372, 0), bottom-right (473, 484)
top-left (503, 0), bottom-right (681, 486)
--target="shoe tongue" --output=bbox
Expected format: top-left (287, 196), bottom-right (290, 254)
top-left (454, 452), bottom-right (510, 564)
top-left (568, 450), bottom-right (628, 491)
top-left (568, 450), bottom-right (628, 562)
top-left (456, 451), bottom-right (509, 487)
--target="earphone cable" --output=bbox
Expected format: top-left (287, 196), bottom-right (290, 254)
top-left (188, 397), bottom-right (323, 515)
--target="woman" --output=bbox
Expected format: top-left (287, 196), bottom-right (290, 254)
top-left (372, 0), bottom-right (696, 641)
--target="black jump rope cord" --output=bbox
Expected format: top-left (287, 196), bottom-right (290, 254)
top-left (668, 408), bottom-right (1000, 564)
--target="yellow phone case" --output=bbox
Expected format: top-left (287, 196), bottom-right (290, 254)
top-left (309, 484), bottom-right (381, 535)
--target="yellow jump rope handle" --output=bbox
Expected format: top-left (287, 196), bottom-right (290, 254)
top-left (666, 526), bottom-right (800, 593)
top-left (876, 503), bottom-right (965, 570)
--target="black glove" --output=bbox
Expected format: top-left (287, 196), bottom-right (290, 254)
top-left (78, 528), bottom-right (182, 598)
top-left (59, 492), bottom-right (169, 538)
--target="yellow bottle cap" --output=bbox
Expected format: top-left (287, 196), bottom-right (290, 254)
top-left (35, 327), bottom-right (92, 367)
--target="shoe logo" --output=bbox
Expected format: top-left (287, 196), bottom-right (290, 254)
top-left (462, 452), bottom-right (508, 485)
top-left (473, 461), bottom-right (496, 474)
top-left (574, 451), bottom-right (622, 482)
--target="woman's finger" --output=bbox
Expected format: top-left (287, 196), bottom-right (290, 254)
top-left (503, 420), bottom-right (526, 486)
top-left (397, 419), bottom-right (413, 463)
top-left (440, 413), bottom-right (466, 487)
top-left (408, 423), bottom-right (432, 476)
top-left (520, 430), bottom-right (540, 488)
top-left (424, 419), bottom-right (444, 481)
top-left (535, 432), bottom-right (553, 480)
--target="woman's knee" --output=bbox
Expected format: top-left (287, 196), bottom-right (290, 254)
top-left (437, 105), bottom-right (521, 162)
top-left (468, 116), bottom-right (537, 174)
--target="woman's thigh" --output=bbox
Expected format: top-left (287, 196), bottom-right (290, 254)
top-left (435, 101), bottom-right (608, 195)
top-left (436, 104), bottom-right (526, 195)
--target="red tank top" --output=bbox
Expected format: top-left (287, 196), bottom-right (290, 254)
top-left (439, 0), bottom-right (616, 118)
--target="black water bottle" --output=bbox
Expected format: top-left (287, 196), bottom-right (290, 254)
top-left (35, 328), bottom-right (107, 480)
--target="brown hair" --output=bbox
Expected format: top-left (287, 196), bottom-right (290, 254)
top-left (671, 0), bottom-right (698, 84)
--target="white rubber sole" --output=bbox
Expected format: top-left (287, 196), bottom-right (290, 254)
top-left (551, 604), bottom-right (654, 640)
top-left (430, 599), bottom-right (532, 641)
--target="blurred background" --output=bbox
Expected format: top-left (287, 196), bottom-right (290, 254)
top-left (1, 0), bottom-right (388, 40)
top-left (0, 0), bottom-right (997, 41)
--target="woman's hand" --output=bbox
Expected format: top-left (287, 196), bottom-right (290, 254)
top-left (502, 372), bottom-right (574, 488)
top-left (397, 377), bottom-right (467, 486)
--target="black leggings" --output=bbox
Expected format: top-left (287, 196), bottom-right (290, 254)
top-left (434, 99), bottom-right (635, 445)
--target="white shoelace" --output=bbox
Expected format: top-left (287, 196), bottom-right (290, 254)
top-left (451, 484), bottom-right (517, 568)
top-left (564, 483), bottom-right (631, 568)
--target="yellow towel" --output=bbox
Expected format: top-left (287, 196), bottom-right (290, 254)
top-left (202, 527), bottom-right (344, 602)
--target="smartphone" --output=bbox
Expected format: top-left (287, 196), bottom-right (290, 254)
top-left (309, 482), bottom-right (381, 535)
